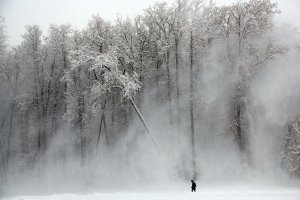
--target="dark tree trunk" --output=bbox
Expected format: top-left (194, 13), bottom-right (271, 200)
top-left (166, 52), bottom-right (173, 125)
top-left (21, 109), bottom-right (29, 157)
top-left (111, 91), bottom-right (115, 137)
top-left (155, 61), bottom-right (160, 105)
top-left (175, 38), bottom-right (180, 126)
top-left (79, 93), bottom-right (86, 166)
top-left (235, 100), bottom-right (245, 152)
top-left (51, 89), bottom-right (59, 134)
top-left (189, 31), bottom-right (197, 180)
top-left (232, 82), bottom-right (247, 154)
top-left (96, 101), bottom-right (106, 154)
top-left (63, 51), bottom-right (68, 114)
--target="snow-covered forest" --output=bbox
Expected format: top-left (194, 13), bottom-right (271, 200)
top-left (1, 0), bottom-right (300, 198)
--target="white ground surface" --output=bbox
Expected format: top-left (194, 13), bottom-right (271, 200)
top-left (2, 187), bottom-right (300, 200)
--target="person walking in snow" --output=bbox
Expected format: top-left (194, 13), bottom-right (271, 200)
top-left (191, 180), bottom-right (196, 192)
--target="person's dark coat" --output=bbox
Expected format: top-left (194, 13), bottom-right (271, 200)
top-left (191, 180), bottom-right (196, 192)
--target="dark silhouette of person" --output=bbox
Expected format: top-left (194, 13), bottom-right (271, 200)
top-left (191, 180), bottom-right (196, 192)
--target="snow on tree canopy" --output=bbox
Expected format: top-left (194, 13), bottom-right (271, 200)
top-left (68, 47), bottom-right (141, 112)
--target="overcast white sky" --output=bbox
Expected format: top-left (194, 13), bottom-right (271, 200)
top-left (0, 0), bottom-right (299, 46)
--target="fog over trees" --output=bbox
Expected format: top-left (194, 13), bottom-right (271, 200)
top-left (0, 0), bottom-right (300, 195)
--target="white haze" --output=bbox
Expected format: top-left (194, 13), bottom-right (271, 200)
top-left (1, 0), bottom-right (300, 199)
top-left (3, 29), bottom-right (300, 199)
top-left (248, 29), bottom-right (300, 177)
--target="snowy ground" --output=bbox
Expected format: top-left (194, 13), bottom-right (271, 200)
top-left (2, 187), bottom-right (300, 200)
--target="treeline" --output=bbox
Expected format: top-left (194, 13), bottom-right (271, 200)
top-left (0, 0), bottom-right (299, 181)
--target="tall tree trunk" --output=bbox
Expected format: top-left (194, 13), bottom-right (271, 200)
top-left (6, 64), bottom-right (20, 169)
top-left (0, 104), bottom-right (12, 136)
top-left (233, 83), bottom-right (246, 154)
top-left (138, 54), bottom-right (144, 105)
top-left (37, 90), bottom-right (46, 155)
top-left (37, 106), bottom-right (42, 154)
top-left (155, 60), bottom-right (161, 105)
top-left (96, 101), bottom-right (106, 154)
top-left (103, 113), bottom-right (108, 145)
top-left (41, 79), bottom-right (47, 154)
top-left (236, 16), bottom-right (247, 156)
top-left (21, 109), bottom-right (29, 157)
top-left (0, 104), bottom-right (12, 179)
top-left (51, 89), bottom-right (59, 134)
top-left (79, 93), bottom-right (86, 166)
top-left (63, 51), bottom-right (68, 114)
top-left (175, 38), bottom-right (180, 126)
top-left (189, 31), bottom-right (196, 180)
top-left (33, 59), bottom-right (43, 156)
top-left (42, 105), bottom-right (47, 153)
top-left (236, 99), bottom-right (245, 152)
top-left (235, 16), bottom-right (247, 158)
top-left (111, 91), bottom-right (115, 137)
top-left (166, 52), bottom-right (173, 125)
top-left (6, 101), bottom-right (15, 171)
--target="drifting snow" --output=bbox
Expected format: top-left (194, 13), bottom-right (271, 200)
top-left (2, 187), bottom-right (300, 200)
